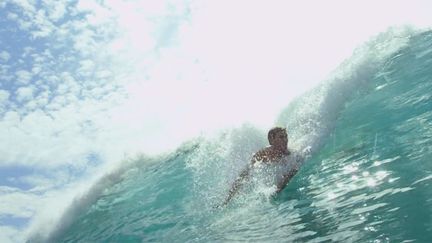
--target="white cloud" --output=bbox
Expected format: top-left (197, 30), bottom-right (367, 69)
top-left (0, 175), bottom-right (101, 243)
top-left (74, 30), bottom-right (99, 56)
top-left (46, 96), bottom-right (68, 110)
top-left (30, 54), bottom-right (45, 66)
top-left (14, 171), bottom-right (72, 191)
top-left (0, 225), bottom-right (23, 243)
top-left (15, 86), bottom-right (34, 102)
top-left (77, 59), bottom-right (95, 75)
top-left (7, 1), bottom-right (59, 38)
top-left (23, 99), bottom-right (38, 110)
top-left (34, 90), bottom-right (50, 107)
top-left (0, 64), bottom-right (11, 81)
top-left (31, 9), bottom-right (55, 38)
top-left (15, 70), bottom-right (33, 85)
top-left (0, 117), bottom-right (73, 167)
top-left (52, 73), bottom-right (77, 96)
top-left (7, 13), bottom-right (33, 31)
top-left (0, 1), bottom-right (430, 242)
top-left (0, 186), bottom-right (37, 218)
top-left (1, 111), bottom-right (20, 123)
top-left (0, 90), bottom-right (10, 104)
top-left (0, 97), bottom-right (126, 168)
top-left (0, 51), bottom-right (11, 62)
top-left (95, 70), bottom-right (112, 79)
top-left (10, 0), bottom-right (37, 15)
top-left (76, 0), bottom-right (111, 17)
top-left (18, 19), bottom-right (33, 31)
top-left (6, 12), bottom-right (18, 21)
top-left (18, 175), bottom-right (54, 191)
top-left (31, 65), bottom-right (41, 75)
top-left (42, 0), bottom-right (67, 22)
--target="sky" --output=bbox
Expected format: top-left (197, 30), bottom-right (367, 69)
top-left (0, 0), bottom-right (431, 242)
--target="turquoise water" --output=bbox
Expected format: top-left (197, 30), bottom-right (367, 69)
top-left (33, 30), bottom-right (432, 242)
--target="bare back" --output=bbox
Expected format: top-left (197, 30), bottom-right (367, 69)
top-left (251, 146), bottom-right (291, 165)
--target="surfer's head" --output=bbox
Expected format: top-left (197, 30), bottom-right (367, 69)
top-left (268, 127), bottom-right (288, 148)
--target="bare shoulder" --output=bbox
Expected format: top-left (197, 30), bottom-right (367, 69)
top-left (251, 147), bottom-right (273, 164)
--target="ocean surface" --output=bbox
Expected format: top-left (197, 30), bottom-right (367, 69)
top-left (31, 30), bottom-right (432, 242)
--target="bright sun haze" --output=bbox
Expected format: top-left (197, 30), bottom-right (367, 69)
top-left (109, 0), bottom-right (432, 152)
top-left (0, 0), bottom-right (431, 242)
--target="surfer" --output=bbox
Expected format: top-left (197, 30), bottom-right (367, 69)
top-left (222, 127), bottom-right (302, 206)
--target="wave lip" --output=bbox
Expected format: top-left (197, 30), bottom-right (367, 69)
top-left (25, 143), bottom-right (199, 243)
top-left (25, 26), bottom-right (425, 243)
top-left (277, 26), bottom-right (414, 154)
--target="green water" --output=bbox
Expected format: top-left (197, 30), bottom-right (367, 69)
top-left (37, 31), bottom-right (432, 243)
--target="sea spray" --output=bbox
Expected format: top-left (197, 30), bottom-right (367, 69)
top-left (35, 28), bottom-right (432, 242)
top-left (277, 27), bottom-right (412, 153)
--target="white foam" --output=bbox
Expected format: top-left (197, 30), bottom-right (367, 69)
top-left (276, 27), bottom-right (415, 154)
top-left (23, 26), bottom-right (424, 243)
top-left (25, 152), bottom-right (169, 242)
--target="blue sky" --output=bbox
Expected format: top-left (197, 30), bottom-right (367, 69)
top-left (1, 0), bottom-right (431, 242)
top-left (0, 0), bottom-right (193, 241)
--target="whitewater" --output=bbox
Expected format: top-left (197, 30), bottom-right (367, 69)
top-left (24, 28), bottom-right (432, 242)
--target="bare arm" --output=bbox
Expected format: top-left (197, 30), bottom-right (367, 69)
top-left (222, 165), bottom-right (252, 206)
top-left (276, 153), bottom-right (304, 193)
top-left (276, 168), bottom-right (298, 193)
top-left (221, 152), bottom-right (265, 206)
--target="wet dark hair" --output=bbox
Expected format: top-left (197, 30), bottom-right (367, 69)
top-left (268, 127), bottom-right (287, 145)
